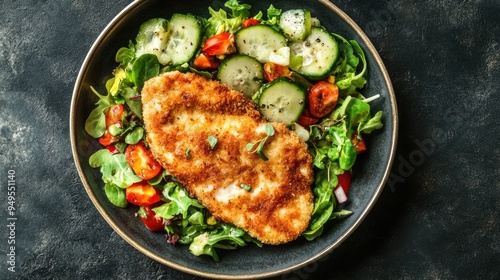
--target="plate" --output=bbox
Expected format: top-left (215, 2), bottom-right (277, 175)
top-left (70, 0), bottom-right (398, 278)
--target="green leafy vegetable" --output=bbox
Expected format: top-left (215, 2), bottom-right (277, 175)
top-left (224, 0), bottom-right (251, 18)
top-left (154, 182), bottom-right (204, 220)
top-left (358, 110), bottom-right (384, 134)
top-left (115, 40), bottom-right (136, 65)
top-left (120, 87), bottom-right (143, 120)
top-left (304, 94), bottom-right (383, 239)
top-left (84, 106), bottom-right (106, 138)
top-left (104, 183), bottom-right (128, 208)
top-left (206, 1), bottom-right (248, 38)
top-left (131, 54), bottom-right (160, 88)
top-left (124, 127), bottom-right (144, 145)
top-left (84, 87), bottom-right (116, 138)
top-left (303, 168), bottom-right (337, 240)
top-left (150, 182), bottom-right (260, 260)
top-left (147, 170), bottom-right (167, 186)
top-left (160, 62), bottom-right (213, 79)
top-left (260, 4), bottom-right (282, 29)
top-left (330, 209), bottom-right (354, 220)
top-left (331, 34), bottom-right (367, 96)
top-left (189, 223), bottom-right (253, 261)
top-left (89, 149), bottom-right (142, 188)
top-left (309, 96), bottom-right (383, 173)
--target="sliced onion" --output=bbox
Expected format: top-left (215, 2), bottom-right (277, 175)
top-left (334, 186), bottom-right (348, 204)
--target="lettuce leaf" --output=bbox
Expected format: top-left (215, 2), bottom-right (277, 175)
top-left (206, 0), bottom-right (251, 38)
top-left (89, 149), bottom-right (142, 188)
top-left (84, 87), bottom-right (116, 138)
top-left (331, 34), bottom-right (367, 95)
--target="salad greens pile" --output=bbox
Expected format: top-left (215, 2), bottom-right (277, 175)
top-left (85, 0), bottom-right (383, 260)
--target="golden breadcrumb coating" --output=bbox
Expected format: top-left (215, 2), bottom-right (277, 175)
top-left (142, 71), bottom-right (313, 244)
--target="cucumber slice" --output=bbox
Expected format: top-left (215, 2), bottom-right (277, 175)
top-left (135, 18), bottom-right (170, 65)
top-left (235, 25), bottom-right (287, 64)
top-left (289, 27), bottom-right (339, 80)
top-left (258, 77), bottom-right (306, 125)
top-left (218, 55), bottom-right (264, 98)
top-left (164, 14), bottom-right (202, 65)
top-left (279, 9), bottom-right (312, 42)
top-left (135, 14), bottom-right (202, 66)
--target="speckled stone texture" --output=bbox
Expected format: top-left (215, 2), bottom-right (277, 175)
top-left (0, 0), bottom-right (498, 279)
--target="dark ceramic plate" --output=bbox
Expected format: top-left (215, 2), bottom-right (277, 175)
top-left (70, 0), bottom-right (398, 278)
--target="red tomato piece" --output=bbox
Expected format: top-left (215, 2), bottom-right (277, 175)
top-left (202, 32), bottom-right (236, 56)
top-left (106, 144), bottom-right (119, 155)
top-left (297, 108), bottom-right (320, 128)
top-left (263, 62), bottom-right (290, 82)
top-left (242, 18), bottom-right (260, 28)
top-left (308, 81), bottom-right (339, 118)
top-left (351, 132), bottom-right (367, 154)
top-left (139, 206), bottom-right (164, 232)
top-left (99, 133), bottom-right (115, 146)
top-left (126, 181), bottom-right (161, 206)
top-left (125, 141), bottom-right (162, 180)
top-left (192, 53), bottom-right (220, 69)
top-left (99, 104), bottom-right (124, 146)
top-left (337, 171), bottom-right (352, 195)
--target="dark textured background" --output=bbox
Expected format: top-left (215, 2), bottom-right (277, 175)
top-left (0, 0), bottom-right (498, 279)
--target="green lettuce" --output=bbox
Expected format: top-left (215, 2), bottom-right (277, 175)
top-left (89, 149), bottom-right (142, 188)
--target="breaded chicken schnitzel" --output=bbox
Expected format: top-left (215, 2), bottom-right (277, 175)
top-left (142, 71), bottom-right (313, 244)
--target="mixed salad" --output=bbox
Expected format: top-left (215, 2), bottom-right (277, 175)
top-left (85, 0), bottom-right (383, 260)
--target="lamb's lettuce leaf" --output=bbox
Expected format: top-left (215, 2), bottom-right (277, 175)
top-left (104, 183), bottom-right (128, 208)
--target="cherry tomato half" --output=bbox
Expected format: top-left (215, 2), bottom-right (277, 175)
top-left (126, 181), bottom-right (161, 206)
top-left (99, 104), bottom-right (124, 146)
top-left (337, 171), bottom-right (352, 195)
top-left (139, 205), bottom-right (164, 232)
top-left (308, 81), bottom-right (339, 118)
top-left (125, 141), bottom-right (162, 180)
top-left (297, 108), bottom-right (320, 128)
top-left (263, 62), bottom-right (290, 82)
top-left (192, 53), bottom-right (220, 70)
top-left (242, 18), bottom-right (260, 28)
top-left (202, 32), bottom-right (236, 56)
top-left (351, 132), bottom-right (367, 154)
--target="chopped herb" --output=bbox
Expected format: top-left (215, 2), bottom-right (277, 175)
top-left (264, 123), bottom-right (275, 136)
top-left (185, 148), bottom-right (191, 159)
top-left (207, 135), bottom-right (218, 149)
top-left (246, 123), bottom-right (275, 160)
top-left (239, 183), bottom-right (252, 192)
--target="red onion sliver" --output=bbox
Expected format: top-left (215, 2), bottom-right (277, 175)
top-left (334, 186), bottom-right (348, 204)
